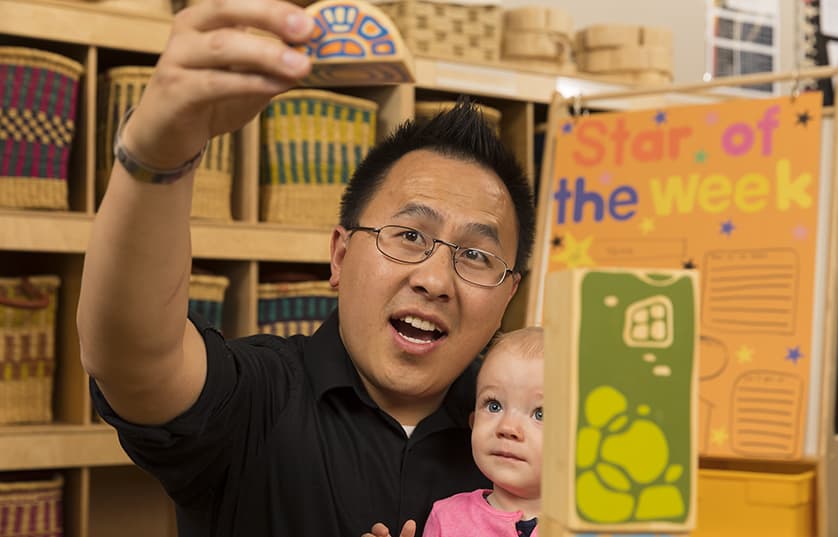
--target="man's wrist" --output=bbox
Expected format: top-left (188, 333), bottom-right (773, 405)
top-left (114, 107), bottom-right (206, 184)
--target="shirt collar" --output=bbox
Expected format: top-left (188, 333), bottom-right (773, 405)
top-left (303, 310), bottom-right (478, 429)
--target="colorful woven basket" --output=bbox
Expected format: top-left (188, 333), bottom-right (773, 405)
top-left (188, 273), bottom-right (229, 330)
top-left (97, 66), bottom-right (234, 220)
top-left (257, 280), bottom-right (338, 337)
top-left (0, 276), bottom-right (60, 425)
top-left (0, 474), bottom-right (63, 537)
top-left (259, 89), bottom-right (378, 228)
top-left (414, 100), bottom-right (501, 135)
top-left (0, 47), bottom-right (84, 210)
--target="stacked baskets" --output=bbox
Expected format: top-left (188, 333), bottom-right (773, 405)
top-left (97, 66), bottom-right (235, 220)
top-left (0, 276), bottom-right (61, 425)
top-left (575, 24), bottom-right (674, 85)
top-left (0, 47), bottom-right (84, 210)
top-left (259, 89), bottom-right (378, 228)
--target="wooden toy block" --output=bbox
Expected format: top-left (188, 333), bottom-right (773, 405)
top-left (504, 6), bottom-right (573, 35)
top-left (576, 45), bottom-right (672, 74)
top-left (541, 268), bottom-right (698, 536)
top-left (297, 0), bottom-right (414, 86)
top-left (576, 24), bottom-right (673, 50)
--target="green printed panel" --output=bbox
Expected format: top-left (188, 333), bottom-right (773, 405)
top-left (574, 270), bottom-right (695, 526)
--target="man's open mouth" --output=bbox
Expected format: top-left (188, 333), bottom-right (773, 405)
top-left (391, 315), bottom-right (445, 344)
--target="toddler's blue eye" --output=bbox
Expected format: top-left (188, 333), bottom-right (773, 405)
top-left (533, 407), bottom-right (544, 421)
top-left (487, 400), bottom-right (502, 413)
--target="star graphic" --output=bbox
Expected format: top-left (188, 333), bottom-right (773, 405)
top-left (695, 149), bottom-right (708, 163)
top-left (551, 232), bottom-right (595, 268)
top-left (720, 219), bottom-right (735, 236)
top-left (793, 224), bottom-right (808, 240)
top-left (711, 428), bottom-right (729, 446)
top-left (562, 121), bottom-right (573, 134)
top-left (599, 172), bottom-right (613, 185)
top-left (682, 259), bottom-right (697, 269)
top-left (705, 112), bottom-right (719, 125)
top-left (654, 110), bottom-right (667, 125)
top-left (639, 217), bottom-right (655, 235)
top-left (786, 346), bottom-right (804, 364)
top-left (736, 345), bottom-right (754, 364)
top-left (796, 111), bottom-right (812, 126)
top-left (551, 235), bottom-right (563, 248)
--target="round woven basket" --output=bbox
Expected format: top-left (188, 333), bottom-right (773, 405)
top-left (0, 47), bottom-right (84, 210)
top-left (414, 101), bottom-right (502, 135)
top-left (259, 89), bottom-right (378, 228)
top-left (97, 66), bottom-right (234, 220)
top-left (257, 280), bottom-right (338, 337)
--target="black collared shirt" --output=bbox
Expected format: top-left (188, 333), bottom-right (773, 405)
top-left (91, 311), bottom-right (489, 537)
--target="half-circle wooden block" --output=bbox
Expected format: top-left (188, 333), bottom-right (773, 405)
top-left (298, 0), bottom-right (414, 86)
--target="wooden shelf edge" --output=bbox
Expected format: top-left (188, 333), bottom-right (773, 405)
top-left (0, 210), bottom-right (332, 262)
top-left (0, 424), bottom-right (131, 470)
top-left (2, 0), bottom-right (171, 53)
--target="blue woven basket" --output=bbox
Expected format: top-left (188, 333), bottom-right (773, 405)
top-left (258, 280), bottom-right (338, 337)
top-left (188, 274), bottom-right (229, 329)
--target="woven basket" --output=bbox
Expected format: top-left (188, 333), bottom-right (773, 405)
top-left (0, 474), bottom-right (63, 537)
top-left (0, 276), bottom-right (60, 425)
top-left (0, 47), bottom-right (84, 210)
top-left (414, 100), bottom-right (501, 135)
top-left (258, 280), bottom-right (338, 337)
top-left (97, 66), bottom-right (234, 220)
top-left (259, 89), bottom-right (377, 228)
top-left (188, 273), bottom-right (229, 329)
top-left (370, 0), bottom-right (502, 63)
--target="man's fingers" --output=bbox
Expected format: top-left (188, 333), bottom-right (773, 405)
top-left (371, 522), bottom-right (392, 537)
top-left (177, 0), bottom-right (314, 44)
top-left (400, 519), bottom-right (417, 537)
top-left (165, 29), bottom-right (310, 81)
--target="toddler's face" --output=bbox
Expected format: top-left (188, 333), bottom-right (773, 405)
top-left (471, 350), bottom-right (543, 500)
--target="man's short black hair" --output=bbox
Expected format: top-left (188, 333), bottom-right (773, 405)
top-left (340, 98), bottom-right (535, 273)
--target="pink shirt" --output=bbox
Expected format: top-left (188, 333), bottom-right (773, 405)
top-left (422, 489), bottom-right (538, 537)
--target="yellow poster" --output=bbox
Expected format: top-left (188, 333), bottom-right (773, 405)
top-left (537, 93), bottom-right (824, 460)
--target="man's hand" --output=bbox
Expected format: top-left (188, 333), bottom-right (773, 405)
top-left (122, 0), bottom-right (314, 171)
top-left (362, 520), bottom-right (417, 537)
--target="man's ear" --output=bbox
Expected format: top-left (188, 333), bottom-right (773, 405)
top-left (329, 226), bottom-right (349, 288)
top-left (469, 411), bottom-right (475, 429)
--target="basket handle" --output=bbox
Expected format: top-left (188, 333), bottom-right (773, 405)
top-left (0, 278), bottom-right (50, 310)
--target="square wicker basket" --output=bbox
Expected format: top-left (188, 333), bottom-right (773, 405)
top-left (188, 273), bottom-right (230, 330)
top-left (0, 276), bottom-right (61, 425)
top-left (259, 89), bottom-right (377, 228)
top-left (370, 0), bottom-right (502, 63)
top-left (0, 474), bottom-right (63, 537)
top-left (0, 47), bottom-right (84, 210)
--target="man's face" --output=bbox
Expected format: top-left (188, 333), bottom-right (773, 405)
top-left (329, 149), bottom-right (520, 422)
top-left (471, 351), bottom-right (543, 499)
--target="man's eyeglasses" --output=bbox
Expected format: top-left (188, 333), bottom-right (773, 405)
top-left (347, 225), bottom-right (514, 288)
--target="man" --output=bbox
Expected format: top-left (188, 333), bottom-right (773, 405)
top-left (76, 1), bottom-right (535, 535)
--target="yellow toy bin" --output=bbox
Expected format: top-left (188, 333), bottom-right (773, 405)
top-left (692, 466), bottom-right (815, 537)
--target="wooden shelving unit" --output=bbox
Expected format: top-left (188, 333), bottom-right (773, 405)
top-left (0, 1), bottom-right (720, 535)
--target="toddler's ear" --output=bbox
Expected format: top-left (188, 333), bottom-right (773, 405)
top-left (469, 411), bottom-right (475, 429)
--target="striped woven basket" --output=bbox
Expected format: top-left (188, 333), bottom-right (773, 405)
top-left (0, 276), bottom-right (60, 425)
top-left (97, 66), bottom-right (234, 220)
top-left (0, 47), bottom-right (84, 210)
top-left (188, 273), bottom-right (229, 330)
top-left (258, 280), bottom-right (338, 337)
top-left (415, 101), bottom-right (501, 135)
top-left (0, 474), bottom-right (63, 537)
top-left (259, 89), bottom-right (378, 228)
